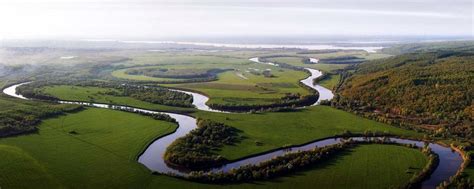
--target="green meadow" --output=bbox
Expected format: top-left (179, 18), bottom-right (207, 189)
top-left (318, 74), bottom-right (341, 89)
top-left (36, 84), bottom-right (422, 161)
top-left (168, 69), bottom-right (311, 105)
top-left (40, 85), bottom-right (194, 113)
top-left (251, 144), bottom-right (428, 189)
top-left (0, 48), bottom-right (453, 188)
top-left (193, 106), bottom-right (421, 160)
top-left (108, 51), bottom-right (387, 105)
top-left (97, 57), bottom-right (313, 106)
top-left (0, 108), bottom-right (426, 189)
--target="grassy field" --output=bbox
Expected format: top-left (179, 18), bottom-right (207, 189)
top-left (318, 74), bottom-right (341, 90)
top-left (264, 51), bottom-right (392, 73)
top-left (40, 85), bottom-right (194, 113)
top-left (251, 144), bottom-right (428, 189)
top-left (0, 107), bottom-right (427, 189)
top-left (168, 69), bottom-right (311, 105)
top-left (112, 68), bottom-right (188, 82)
top-left (0, 145), bottom-right (62, 188)
top-left (0, 108), bottom-right (178, 189)
top-left (28, 85), bottom-right (423, 161)
top-left (194, 106), bottom-right (421, 160)
top-left (109, 51), bottom-right (391, 105)
top-left (265, 56), bottom-right (350, 72)
top-left (110, 54), bottom-right (314, 106)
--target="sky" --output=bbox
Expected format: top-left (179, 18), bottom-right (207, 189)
top-left (0, 0), bottom-right (472, 40)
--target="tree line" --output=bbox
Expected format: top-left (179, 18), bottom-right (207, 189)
top-left (208, 92), bottom-right (319, 113)
top-left (16, 80), bottom-right (194, 107)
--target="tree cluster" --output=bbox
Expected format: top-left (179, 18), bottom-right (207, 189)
top-left (164, 119), bottom-right (241, 169)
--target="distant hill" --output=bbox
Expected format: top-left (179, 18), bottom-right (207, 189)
top-left (332, 48), bottom-right (474, 139)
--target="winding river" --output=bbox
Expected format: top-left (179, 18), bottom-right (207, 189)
top-left (2, 59), bottom-right (463, 188)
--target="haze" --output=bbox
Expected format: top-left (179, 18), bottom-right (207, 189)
top-left (0, 0), bottom-right (473, 40)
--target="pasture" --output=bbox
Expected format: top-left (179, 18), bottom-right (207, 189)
top-left (41, 85), bottom-right (194, 113)
top-left (0, 108), bottom-right (426, 189)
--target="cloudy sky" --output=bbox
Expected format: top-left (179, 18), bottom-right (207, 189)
top-left (0, 0), bottom-right (472, 40)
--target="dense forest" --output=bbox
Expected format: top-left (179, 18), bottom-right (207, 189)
top-left (332, 49), bottom-right (474, 140)
top-left (164, 119), bottom-right (242, 169)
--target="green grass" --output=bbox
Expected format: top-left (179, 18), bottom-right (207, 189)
top-left (253, 144), bottom-right (428, 189)
top-left (112, 61), bottom-right (312, 106)
top-left (194, 106), bottom-right (421, 160)
top-left (318, 74), bottom-right (341, 90)
top-left (0, 145), bottom-right (61, 189)
top-left (41, 85), bottom-right (193, 113)
top-left (169, 69), bottom-right (311, 105)
top-left (265, 56), bottom-right (350, 72)
top-left (264, 52), bottom-right (392, 73)
top-left (38, 84), bottom-right (421, 162)
top-left (27, 85), bottom-right (422, 162)
top-left (0, 108), bottom-right (181, 188)
top-left (0, 108), bottom-right (427, 189)
top-left (109, 52), bottom-right (391, 106)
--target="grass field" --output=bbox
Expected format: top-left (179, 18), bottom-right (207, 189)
top-left (112, 69), bottom-right (188, 82)
top-left (168, 68), bottom-right (311, 105)
top-left (0, 145), bottom-right (61, 189)
top-left (0, 108), bottom-right (427, 189)
top-left (0, 108), bottom-right (178, 189)
top-left (110, 54), bottom-right (313, 106)
top-left (109, 51), bottom-right (391, 105)
top-left (264, 51), bottom-right (392, 73)
top-left (250, 144), bottom-right (427, 189)
top-left (32, 77), bottom-right (422, 162)
top-left (265, 56), bottom-right (350, 72)
top-left (27, 86), bottom-right (423, 161)
top-left (194, 105), bottom-right (421, 160)
top-left (318, 74), bottom-right (341, 90)
top-left (40, 85), bottom-right (194, 113)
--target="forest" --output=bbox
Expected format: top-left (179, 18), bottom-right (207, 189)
top-left (332, 49), bottom-right (474, 140)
